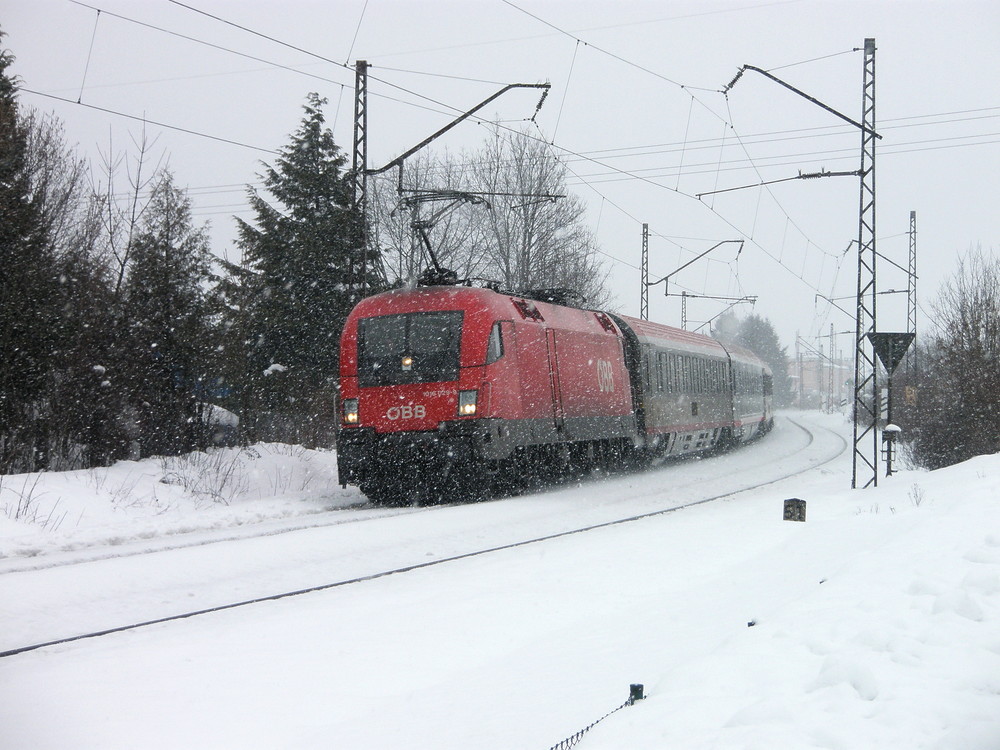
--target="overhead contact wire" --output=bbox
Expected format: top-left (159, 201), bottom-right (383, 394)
top-left (22, 88), bottom-right (278, 153)
top-left (551, 39), bottom-right (580, 143)
top-left (77, 7), bottom-right (101, 103)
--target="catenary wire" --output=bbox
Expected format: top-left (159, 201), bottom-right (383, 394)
top-left (65, 0), bottom-right (999, 195)
top-left (21, 88), bottom-right (279, 153)
top-left (48, 1), bottom-right (997, 319)
top-left (65, 0), bottom-right (467, 123)
top-left (76, 7), bottom-right (101, 102)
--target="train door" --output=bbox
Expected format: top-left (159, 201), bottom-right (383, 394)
top-left (545, 328), bottom-right (565, 431)
top-left (606, 314), bottom-right (646, 438)
top-left (724, 350), bottom-right (738, 426)
top-left (488, 320), bottom-right (516, 416)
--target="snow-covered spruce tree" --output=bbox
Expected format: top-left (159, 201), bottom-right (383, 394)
top-left (232, 93), bottom-right (370, 445)
top-left (0, 31), bottom-right (62, 472)
top-left (120, 168), bottom-right (216, 457)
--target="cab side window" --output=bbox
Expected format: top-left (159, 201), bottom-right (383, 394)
top-left (486, 321), bottom-right (505, 364)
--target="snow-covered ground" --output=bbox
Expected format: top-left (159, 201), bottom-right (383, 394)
top-left (1, 411), bottom-right (998, 749)
top-left (0, 442), bottom-right (362, 561)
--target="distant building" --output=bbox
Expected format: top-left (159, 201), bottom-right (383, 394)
top-left (790, 355), bottom-right (852, 410)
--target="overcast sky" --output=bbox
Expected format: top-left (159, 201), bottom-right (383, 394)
top-left (4, 0), bottom-right (999, 352)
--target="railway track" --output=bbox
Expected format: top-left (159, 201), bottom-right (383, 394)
top-left (1, 414), bottom-right (847, 660)
top-left (0, 413), bottom-right (830, 577)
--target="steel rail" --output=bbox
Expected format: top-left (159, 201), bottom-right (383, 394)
top-left (0, 416), bottom-right (846, 660)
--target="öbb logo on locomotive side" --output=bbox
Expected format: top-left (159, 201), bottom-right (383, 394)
top-left (597, 359), bottom-right (615, 392)
top-left (386, 404), bottom-right (426, 420)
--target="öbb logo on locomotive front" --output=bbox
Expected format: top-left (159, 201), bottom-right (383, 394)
top-left (385, 404), bottom-right (426, 420)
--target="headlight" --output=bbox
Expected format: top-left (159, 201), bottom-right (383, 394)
top-left (457, 390), bottom-right (478, 416)
top-left (342, 398), bottom-right (359, 425)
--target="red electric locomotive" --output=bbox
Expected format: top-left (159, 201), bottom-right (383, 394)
top-left (337, 284), bottom-right (772, 504)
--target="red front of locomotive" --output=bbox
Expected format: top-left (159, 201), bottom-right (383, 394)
top-left (339, 287), bottom-right (498, 435)
top-left (337, 286), bottom-right (636, 503)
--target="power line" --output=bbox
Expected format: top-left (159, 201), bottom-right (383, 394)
top-left (386, 107), bottom-right (1000, 182)
top-left (342, 0), bottom-right (369, 66)
top-left (571, 0), bottom-right (806, 34)
top-left (497, 0), bottom-right (997, 300)
top-left (59, 0), bottom-right (586, 180)
top-left (21, 88), bottom-right (279, 153)
top-left (141, 50), bottom-right (977, 310)
top-left (166, 0), bottom-right (477, 122)
top-left (91, 1), bottom-right (682, 272)
top-left (766, 48), bottom-right (859, 72)
top-left (77, 6), bottom-right (101, 102)
top-left (97, 5), bottom-right (662, 282)
top-left (369, 66), bottom-right (514, 87)
top-left (723, 90), bottom-right (839, 263)
top-left (337, 1), bottom-right (805, 63)
top-left (511, 109), bottom-right (901, 311)
top-left (65, 0), bottom-right (469, 124)
top-left (167, 0), bottom-right (353, 72)
top-left (59, 0), bottom-right (1000, 161)
top-left (560, 109), bottom-right (1000, 165)
top-left (351, 108), bottom-right (1000, 186)
top-left (532, 124), bottom-right (857, 312)
top-left (527, 120), bottom-right (741, 288)
top-left (43, 1), bottom-right (996, 325)
top-left (564, 133), bottom-right (1000, 187)
top-left (64, 0), bottom-right (999, 205)
top-left (551, 39), bottom-right (580, 142)
top-left (68, 0), bottom-right (351, 87)
top-left (500, 0), bottom-right (688, 90)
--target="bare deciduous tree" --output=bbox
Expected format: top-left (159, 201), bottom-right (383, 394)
top-left (906, 246), bottom-right (1000, 469)
top-left (370, 149), bottom-right (490, 286)
top-left (92, 128), bottom-right (164, 301)
top-left (474, 126), bottom-right (610, 306)
top-left (23, 111), bottom-right (120, 469)
top-left (22, 111), bottom-right (102, 263)
top-left (368, 127), bottom-right (611, 307)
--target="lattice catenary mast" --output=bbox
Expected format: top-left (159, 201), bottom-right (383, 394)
top-left (851, 38), bottom-right (879, 489)
top-left (352, 60), bottom-right (370, 295)
top-left (640, 223), bottom-right (649, 320)
top-left (906, 209), bottom-right (918, 377)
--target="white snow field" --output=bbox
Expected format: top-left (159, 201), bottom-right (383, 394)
top-left (1, 411), bottom-right (998, 749)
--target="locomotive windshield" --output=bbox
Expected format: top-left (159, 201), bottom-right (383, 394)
top-left (357, 311), bottom-right (464, 387)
